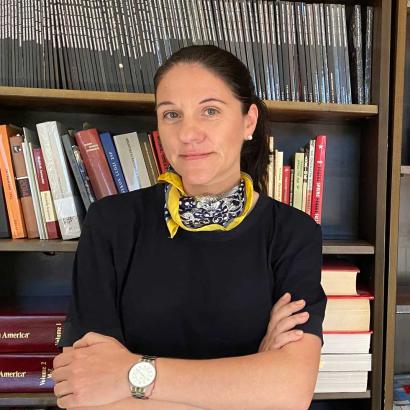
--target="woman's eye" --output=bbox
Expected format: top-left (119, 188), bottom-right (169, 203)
top-left (204, 107), bottom-right (219, 116)
top-left (163, 111), bottom-right (179, 120)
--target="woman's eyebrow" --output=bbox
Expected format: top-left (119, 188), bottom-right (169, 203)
top-left (156, 97), bottom-right (226, 110)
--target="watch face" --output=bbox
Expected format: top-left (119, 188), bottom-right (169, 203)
top-left (129, 362), bottom-right (156, 388)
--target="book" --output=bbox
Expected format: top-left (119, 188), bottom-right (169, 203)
top-left (36, 121), bottom-right (84, 240)
top-left (363, 6), bottom-right (374, 104)
top-left (323, 293), bottom-right (374, 332)
top-left (321, 259), bottom-right (360, 296)
top-left (319, 353), bottom-right (372, 372)
top-left (0, 124), bottom-right (27, 238)
top-left (311, 134), bottom-right (327, 224)
top-left (9, 133), bottom-right (39, 239)
top-left (74, 128), bottom-right (117, 200)
top-left (151, 130), bottom-right (170, 173)
top-left (292, 151), bottom-right (304, 210)
top-left (0, 175), bottom-right (11, 238)
top-left (61, 132), bottom-right (96, 211)
top-left (32, 147), bottom-right (61, 240)
top-left (0, 354), bottom-right (55, 393)
top-left (282, 165), bottom-right (291, 205)
top-left (315, 371), bottom-right (368, 393)
top-left (99, 131), bottom-right (128, 194)
top-left (113, 131), bottom-right (151, 190)
top-left (322, 331), bottom-right (373, 354)
top-left (274, 150), bottom-right (283, 201)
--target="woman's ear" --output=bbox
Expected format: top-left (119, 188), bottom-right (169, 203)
top-left (245, 103), bottom-right (259, 137)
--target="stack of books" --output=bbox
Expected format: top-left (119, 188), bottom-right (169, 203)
top-left (0, 1), bottom-right (374, 104)
top-left (314, 259), bottom-right (373, 393)
top-left (267, 134), bottom-right (326, 224)
top-left (0, 298), bottom-right (67, 393)
top-left (0, 123), bottom-right (169, 240)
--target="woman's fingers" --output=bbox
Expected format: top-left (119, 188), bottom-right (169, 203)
top-left (267, 299), bottom-right (307, 334)
top-left (269, 330), bottom-right (305, 349)
top-left (274, 311), bottom-right (309, 334)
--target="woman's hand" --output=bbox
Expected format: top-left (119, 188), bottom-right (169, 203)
top-left (52, 332), bottom-right (138, 409)
top-left (258, 292), bottom-right (309, 352)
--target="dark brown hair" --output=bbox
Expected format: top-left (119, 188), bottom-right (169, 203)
top-left (153, 45), bottom-right (270, 194)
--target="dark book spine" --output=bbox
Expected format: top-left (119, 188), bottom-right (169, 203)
top-left (286, 2), bottom-right (296, 101)
top-left (364, 6), bottom-right (373, 104)
top-left (274, 1), bottom-right (285, 100)
top-left (259, 0), bottom-right (273, 100)
top-left (279, 1), bottom-right (290, 101)
top-left (290, 2), bottom-right (299, 101)
top-left (0, 316), bottom-right (65, 353)
top-left (295, 2), bottom-right (308, 102)
top-left (330, 4), bottom-right (341, 103)
top-left (0, 354), bottom-right (55, 393)
top-left (314, 3), bottom-right (325, 103)
top-left (319, 4), bottom-right (330, 103)
top-left (268, 1), bottom-right (280, 100)
top-left (324, 4), bottom-right (335, 103)
top-left (301, 2), bottom-right (313, 102)
top-left (336, 4), bottom-right (347, 104)
top-left (306, 3), bottom-right (319, 102)
top-left (341, 5), bottom-right (352, 104)
top-left (0, 177), bottom-right (11, 238)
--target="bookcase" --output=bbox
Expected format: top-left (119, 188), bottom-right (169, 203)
top-left (385, 0), bottom-right (410, 409)
top-left (0, 0), bottom-right (392, 409)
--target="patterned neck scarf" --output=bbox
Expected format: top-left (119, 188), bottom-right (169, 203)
top-left (157, 169), bottom-right (254, 239)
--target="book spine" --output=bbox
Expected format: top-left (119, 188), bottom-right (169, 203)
top-left (279, 1), bottom-right (290, 101)
top-left (99, 132), bottom-right (129, 194)
top-left (0, 315), bottom-right (65, 353)
top-left (292, 152), bottom-right (304, 210)
top-left (320, 4), bottom-right (330, 103)
top-left (139, 132), bottom-right (159, 186)
top-left (0, 354), bottom-right (55, 393)
top-left (274, 150), bottom-right (283, 202)
top-left (61, 133), bottom-right (95, 211)
top-left (0, 125), bottom-right (27, 238)
top-left (9, 134), bottom-right (39, 239)
top-left (268, 136), bottom-right (274, 198)
top-left (325, 4), bottom-right (336, 103)
top-left (36, 121), bottom-right (83, 240)
top-left (311, 135), bottom-right (327, 224)
top-left (341, 5), bottom-right (352, 104)
top-left (282, 165), bottom-right (291, 205)
top-left (32, 147), bottom-right (60, 240)
top-left (152, 130), bottom-right (170, 173)
top-left (295, 2), bottom-right (308, 102)
top-left (301, 3), bottom-right (313, 102)
top-left (301, 147), bottom-right (309, 213)
top-left (305, 139), bottom-right (316, 216)
top-left (364, 6), bottom-right (373, 104)
top-left (0, 175), bottom-right (11, 238)
top-left (74, 129), bottom-right (118, 200)
top-left (289, 168), bottom-right (294, 207)
top-left (148, 132), bottom-right (161, 175)
top-left (274, 1), bottom-right (285, 100)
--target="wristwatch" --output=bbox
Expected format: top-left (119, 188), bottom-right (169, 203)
top-left (128, 355), bottom-right (157, 400)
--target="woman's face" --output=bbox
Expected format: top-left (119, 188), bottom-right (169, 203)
top-left (156, 63), bottom-right (258, 195)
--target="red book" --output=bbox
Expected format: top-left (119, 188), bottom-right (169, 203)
top-left (32, 148), bottom-right (61, 239)
top-left (282, 165), bottom-right (291, 205)
top-left (0, 315), bottom-right (65, 353)
top-left (148, 132), bottom-right (161, 176)
top-left (0, 297), bottom-right (68, 353)
top-left (0, 354), bottom-right (55, 392)
top-left (152, 130), bottom-right (170, 174)
top-left (310, 135), bottom-right (327, 224)
top-left (75, 129), bottom-right (117, 200)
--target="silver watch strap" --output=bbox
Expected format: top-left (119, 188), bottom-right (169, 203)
top-left (130, 355), bottom-right (157, 400)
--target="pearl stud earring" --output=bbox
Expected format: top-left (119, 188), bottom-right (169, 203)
top-left (246, 135), bottom-right (253, 141)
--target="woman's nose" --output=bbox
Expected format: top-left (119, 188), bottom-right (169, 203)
top-left (177, 121), bottom-right (206, 144)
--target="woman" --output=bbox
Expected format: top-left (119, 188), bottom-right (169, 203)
top-left (52, 45), bottom-right (326, 410)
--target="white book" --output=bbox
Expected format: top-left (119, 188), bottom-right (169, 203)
top-left (319, 353), bottom-right (372, 372)
top-left (274, 150), bottom-right (283, 202)
top-left (22, 141), bottom-right (45, 240)
top-left (268, 136), bottom-right (274, 198)
top-left (113, 132), bottom-right (151, 191)
top-left (306, 139), bottom-right (316, 215)
top-left (322, 332), bottom-right (372, 354)
top-left (315, 371), bottom-right (368, 393)
top-left (36, 121), bottom-right (84, 240)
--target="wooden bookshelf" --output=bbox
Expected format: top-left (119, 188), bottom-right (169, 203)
top-left (0, 86), bottom-right (378, 122)
top-left (385, 0), bottom-right (410, 408)
top-left (0, 0), bottom-right (392, 408)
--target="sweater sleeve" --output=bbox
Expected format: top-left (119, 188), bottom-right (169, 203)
top-left (59, 200), bottom-right (125, 348)
top-left (271, 212), bottom-right (327, 345)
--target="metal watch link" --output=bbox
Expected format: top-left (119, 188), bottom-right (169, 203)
top-left (128, 355), bottom-right (157, 400)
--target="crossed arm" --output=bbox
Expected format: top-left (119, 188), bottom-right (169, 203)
top-left (53, 293), bottom-right (322, 410)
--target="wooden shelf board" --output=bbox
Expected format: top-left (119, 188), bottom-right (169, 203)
top-left (0, 391), bottom-right (371, 406)
top-left (0, 238), bottom-right (375, 254)
top-left (401, 166), bottom-right (410, 175)
top-left (313, 391), bottom-right (371, 400)
top-left (0, 393), bottom-right (56, 406)
top-left (0, 86), bottom-right (378, 121)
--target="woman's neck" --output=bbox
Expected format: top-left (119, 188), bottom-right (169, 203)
top-left (182, 173), bottom-right (242, 197)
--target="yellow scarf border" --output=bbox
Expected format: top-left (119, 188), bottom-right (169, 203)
top-left (158, 171), bottom-right (254, 238)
